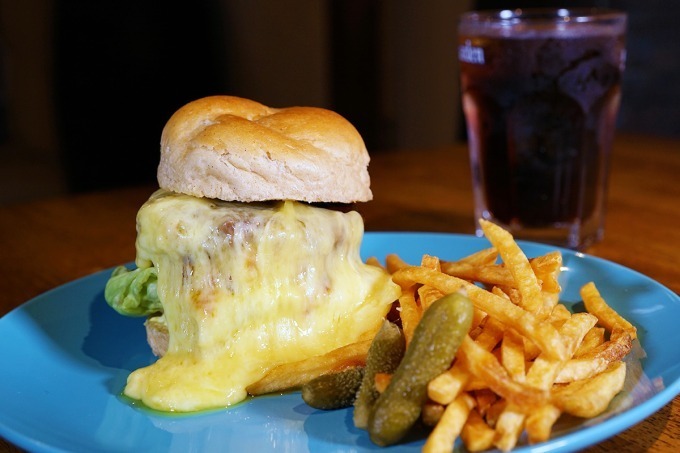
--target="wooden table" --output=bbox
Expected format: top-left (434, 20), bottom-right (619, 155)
top-left (1, 133), bottom-right (678, 452)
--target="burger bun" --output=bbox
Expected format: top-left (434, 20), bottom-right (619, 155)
top-left (157, 95), bottom-right (373, 203)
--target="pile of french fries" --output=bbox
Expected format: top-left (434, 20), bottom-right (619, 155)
top-left (248, 219), bottom-right (638, 452)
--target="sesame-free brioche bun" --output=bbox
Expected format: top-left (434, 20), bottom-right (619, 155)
top-left (157, 95), bottom-right (373, 203)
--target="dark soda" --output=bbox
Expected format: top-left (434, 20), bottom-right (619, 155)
top-left (459, 17), bottom-right (626, 246)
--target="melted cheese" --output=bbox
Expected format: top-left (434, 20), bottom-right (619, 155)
top-left (124, 190), bottom-right (400, 411)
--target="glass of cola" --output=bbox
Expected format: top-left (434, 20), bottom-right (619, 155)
top-left (458, 8), bottom-right (627, 249)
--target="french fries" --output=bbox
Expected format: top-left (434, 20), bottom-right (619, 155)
top-left (381, 220), bottom-right (638, 451)
top-left (461, 408), bottom-right (496, 451)
top-left (552, 361), bottom-right (627, 418)
top-left (246, 339), bottom-right (372, 395)
top-left (581, 282), bottom-right (637, 339)
top-left (423, 393), bottom-right (476, 453)
top-left (479, 219), bottom-right (544, 313)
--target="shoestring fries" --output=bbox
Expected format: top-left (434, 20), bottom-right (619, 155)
top-left (383, 219), bottom-right (637, 451)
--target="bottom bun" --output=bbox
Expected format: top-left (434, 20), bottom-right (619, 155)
top-left (144, 315), bottom-right (168, 357)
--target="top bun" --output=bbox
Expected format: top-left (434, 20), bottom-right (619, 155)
top-left (158, 96), bottom-right (373, 203)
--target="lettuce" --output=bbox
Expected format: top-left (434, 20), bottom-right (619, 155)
top-left (104, 265), bottom-right (162, 317)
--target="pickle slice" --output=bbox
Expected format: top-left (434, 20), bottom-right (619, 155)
top-left (353, 320), bottom-right (406, 428)
top-left (301, 366), bottom-right (365, 410)
top-left (367, 292), bottom-right (474, 446)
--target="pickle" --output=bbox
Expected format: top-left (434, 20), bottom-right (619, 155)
top-left (301, 366), bottom-right (364, 410)
top-left (367, 292), bottom-right (474, 446)
top-left (353, 320), bottom-right (406, 429)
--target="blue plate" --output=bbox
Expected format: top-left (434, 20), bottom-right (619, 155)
top-left (1, 233), bottom-right (679, 452)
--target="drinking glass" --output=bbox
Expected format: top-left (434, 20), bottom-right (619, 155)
top-left (458, 8), bottom-right (627, 249)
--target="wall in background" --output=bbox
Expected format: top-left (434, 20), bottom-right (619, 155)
top-left (609, 0), bottom-right (680, 137)
top-left (219, 1), bottom-right (331, 109)
top-left (0, 0), bottom-right (64, 203)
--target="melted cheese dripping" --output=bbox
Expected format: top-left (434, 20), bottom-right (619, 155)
top-left (124, 190), bottom-right (400, 411)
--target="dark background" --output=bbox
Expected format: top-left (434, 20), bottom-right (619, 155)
top-left (0, 0), bottom-right (678, 203)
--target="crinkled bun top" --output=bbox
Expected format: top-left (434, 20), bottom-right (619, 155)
top-left (158, 95), bottom-right (373, 203)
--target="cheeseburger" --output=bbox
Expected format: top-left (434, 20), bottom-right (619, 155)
top-left (104, 95), bottom-right (401, 412)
